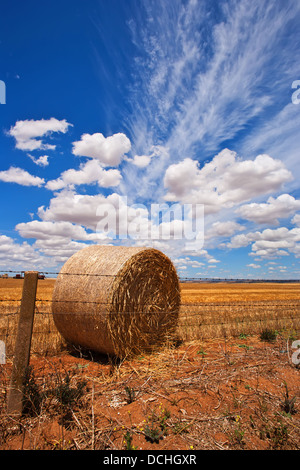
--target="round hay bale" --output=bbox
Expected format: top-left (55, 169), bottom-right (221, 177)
top-left (52, 245), bottom-right (181, 357)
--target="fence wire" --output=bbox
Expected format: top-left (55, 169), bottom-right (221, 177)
top-left (1, 269), bottom-right (300, 283)
top-left (0, 271), bottom-right (299, 359)
top-left (1, 300), bottom-right (299, 357)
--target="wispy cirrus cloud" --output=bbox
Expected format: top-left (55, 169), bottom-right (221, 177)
top-left (166, 0), bottom-right (300, 156)
top-left (119, 0), bottom-right (300, 201)
top-left (237, 102), bottom-right (300, 180)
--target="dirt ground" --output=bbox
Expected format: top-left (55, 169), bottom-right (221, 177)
top-left (1, 332), bottom-right (299, 451)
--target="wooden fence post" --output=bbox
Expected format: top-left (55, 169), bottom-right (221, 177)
top-left (7, 271), bottom-right (38, 416)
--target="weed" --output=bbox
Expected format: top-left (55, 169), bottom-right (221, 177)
top-left (197, 348), bottom-right (207, 357)
top-left (159, 407), bottom-right (171, 432)
top-left (238, 333), bottom-right (249, 339)
top-left (22, 366), bottom-right (43, 416)
top-left (278, 328), bottom-right (297, 342)
top-left (258, 396), bottom-right (268, 413)
top-left (229, 416), bottom-right (245, 447)
top-left (144, 406), bottom-right (171, 443)
top-left (144, 422), bottom-right (164, 444)
top-left (266, 420), bottom-right (289, 449)
top-left (272, 423), bottom-right (289, 448)
top-left (231, 391), bottom-right (240, 409)
top-left (237, 344), bottom-right (253, 351)
top-left (259, 328), bottom-right (278, 342)
top-left (125, 386), bottom-right (136, 404)
top-left (233, 426), bottom-right (245, 446)
top-left (52, 371), bottom-right (87, 407)
top-left (288, 330), bottom-right (297, 342)
top-left (123, 430), bottom-right (138, 450)
top-left (51, 438), bottom-right (74, 450)
top-left (49, 370), bottom-right (88, 428)
top-left (173, 418), bottom-right (191, 435)
top-left (281, 382), bottom-right (297, 416)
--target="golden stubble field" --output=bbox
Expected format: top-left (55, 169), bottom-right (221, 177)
top-left (179, 281), bottom-right (300, 341)
top-left (0, 278), bottom-right (299, 450)
top-left (181, 281), bottom-right (300, 302)
top-left (1, 277), bottom-right (299, 301)
top-left (0, 278), bottom-right (299, 355)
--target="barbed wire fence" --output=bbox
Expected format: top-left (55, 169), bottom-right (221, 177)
top-left (0, 270), bottom-right (300, 343)
top-left (2, 268), bottom-right (300, 282)
top-left (1, 269), bottom-right (299, 355)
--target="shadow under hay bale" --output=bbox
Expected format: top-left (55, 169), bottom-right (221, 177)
top-left (52, 245), bottom-right (181, 358)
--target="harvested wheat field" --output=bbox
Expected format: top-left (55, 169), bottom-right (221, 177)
top-left (0, 278), bottom-right (299, 450)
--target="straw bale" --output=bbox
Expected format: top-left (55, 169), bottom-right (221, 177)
top-left (52, 245), bottom-right (181, 357)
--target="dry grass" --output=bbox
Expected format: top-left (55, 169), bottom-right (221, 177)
top-left (178, 282), bottom-right (299, 341)
top-left (0, 278), bottom-right (62, 357)
top-left (181, 281), bottom-right (300, 302)
top-left (1, 334), bottom-right (299, 450)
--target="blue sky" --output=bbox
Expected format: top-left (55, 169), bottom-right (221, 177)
top-left (1, 0), bottom-right (300, 279)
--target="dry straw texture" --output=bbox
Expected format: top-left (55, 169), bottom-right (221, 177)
top-left (52, 245), bottom-right (181, 358)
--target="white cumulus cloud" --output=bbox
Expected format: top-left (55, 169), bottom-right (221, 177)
top-left (205, 220), bottom-right (245, 240)
top-left (46, 159), bottom-right (122, 190)
top-left (72, 132), bottom-right (131, 167)
top-left (0, 234), bottom-right (54, 269)
top-left (237, 194), bottom-right (300, 225)
top-left (291, 213), bottom-right (300, 227)
top-left (27, 154), bottom-right (49, 167)
top-left (129, 154), bottom-right (152, 168)
top-left (229, 226), bottom-right (300, 259)
top-left (0, 167), bottom-right (44, 187)
top-left (8, 118), bottom-right (72, 151)
top-left (163, 149), bottom-right (292, 214)
top-left (16, 220), bottom-right (100, 242)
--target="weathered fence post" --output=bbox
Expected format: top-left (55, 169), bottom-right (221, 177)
top-left (7, 271), bottom-right (38, 416)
